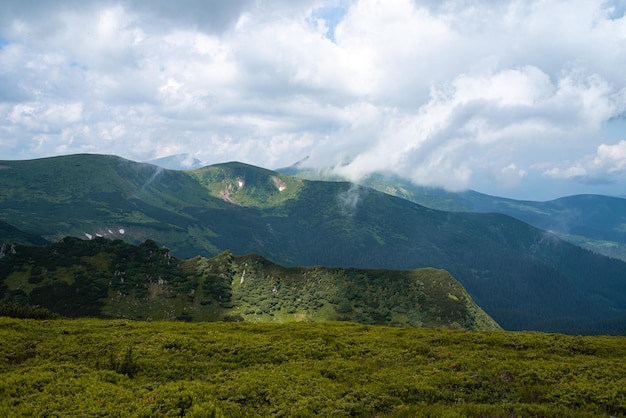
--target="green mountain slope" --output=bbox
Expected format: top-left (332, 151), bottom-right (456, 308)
top-left (0, 220), bottom-right (49, 246)
top-left (2, 154), bottom-right (626, 334)
top-left (378, 179), bottom-right (626, 261)
top-left (0, 154), bottom-right (227, 256)
top-left (278, 166), bottom-right (626, 260)
top-left (188, 162), bottom-right (304, 208)
top-left (462, 193), bottom-right (626, 260)
top-left (0, 237), bottom-right (499, 330)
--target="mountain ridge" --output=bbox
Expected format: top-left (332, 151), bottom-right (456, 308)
top-left (0, 236), bottom-right (500, 331)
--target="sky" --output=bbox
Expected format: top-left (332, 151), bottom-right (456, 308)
top-left (1, 0), bottom-right (626, 201)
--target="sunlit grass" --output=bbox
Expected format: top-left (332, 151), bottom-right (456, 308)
top-left (1, 317), bottom-right (624, 417)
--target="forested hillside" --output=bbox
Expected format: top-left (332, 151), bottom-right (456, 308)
top-left (279, 166), bottom-right (626, 261)
top-left (0, 237), bottom-right (499, 331)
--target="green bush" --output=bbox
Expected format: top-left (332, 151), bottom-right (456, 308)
top-left (0, 301), bottom-right (61, 319)
top-left (0, 318), bottom-right (624, 417)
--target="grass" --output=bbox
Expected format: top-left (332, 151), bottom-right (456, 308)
top-left (559, 233), bottom-right (626, 262)
top-left (1, 317), bottom-right (625, 417)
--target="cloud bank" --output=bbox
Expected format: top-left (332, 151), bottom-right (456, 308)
top-left (1, 0), bottom-right (625, 199)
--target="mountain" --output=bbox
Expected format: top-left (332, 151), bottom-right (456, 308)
top-left (456, 193), bottom-right (626, 260)
top-left (2, 154), bottom-right (626, 334)
top-left (0, 237), bottom-right (499, 331)
top-left (279, 166), bottom-right (626, 261)
top-left (0, 154), bottom-right (227, 256)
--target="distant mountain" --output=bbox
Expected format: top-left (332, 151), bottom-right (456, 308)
top-left (147, 153), bottom-right (204, 170)
top-left (2, 154), bottom-right (626, 334)
top-left (0, 237), bottom-right (500, 331)
top-left (279, 165), bottom-right (626, 261)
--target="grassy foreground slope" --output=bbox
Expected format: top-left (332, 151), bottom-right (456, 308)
top-left (1, 318), bottom-right (625, 417)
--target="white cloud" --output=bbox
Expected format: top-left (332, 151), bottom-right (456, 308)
top-left (1, 0), bottom-right (626, 198)
top-left (314, 64), bottom-right (624, 191)
top-left (543, 139), bottom-right (626, 184)
top-left (543, 165), bottom-right (588, 180)
top-left (596, 140), bottom-right (626, 172)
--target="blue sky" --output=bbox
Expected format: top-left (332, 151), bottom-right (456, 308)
top-left (1, 0), bottom-right (626, 200)
top-left (311, 4), bottom-right (348, 42)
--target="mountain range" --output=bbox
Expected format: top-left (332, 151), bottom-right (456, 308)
top-left (278, 164), bottom-right (626, 261)
top-left (1, 154), bottom-right (626, 334)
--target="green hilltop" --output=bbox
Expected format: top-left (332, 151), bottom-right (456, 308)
top-left (0, 154), bottom-right (226, 256)
top-left (188, 162), bottom-right (304, 208)
top-left (0, 237), bottom-right (498, 331)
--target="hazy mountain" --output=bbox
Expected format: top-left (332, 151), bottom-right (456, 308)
top-left (0, 237), bottom-right (500, 331)
top-left (2, 154), bottom-right (626, 334)
top-left (279, 164), bottom-right (626, 261)
top-left (146, 153), bottom-right (204, 170)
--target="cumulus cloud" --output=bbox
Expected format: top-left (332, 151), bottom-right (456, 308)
top-left (1, 0), bottom-right (626, 199)
top-left (596, 140), bottom-right (626, 172)
top-left (544, 139), bottom-right (626, 184)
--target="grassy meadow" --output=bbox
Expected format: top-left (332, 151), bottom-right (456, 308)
top-left (1, 317), bottom-right (625, 417)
